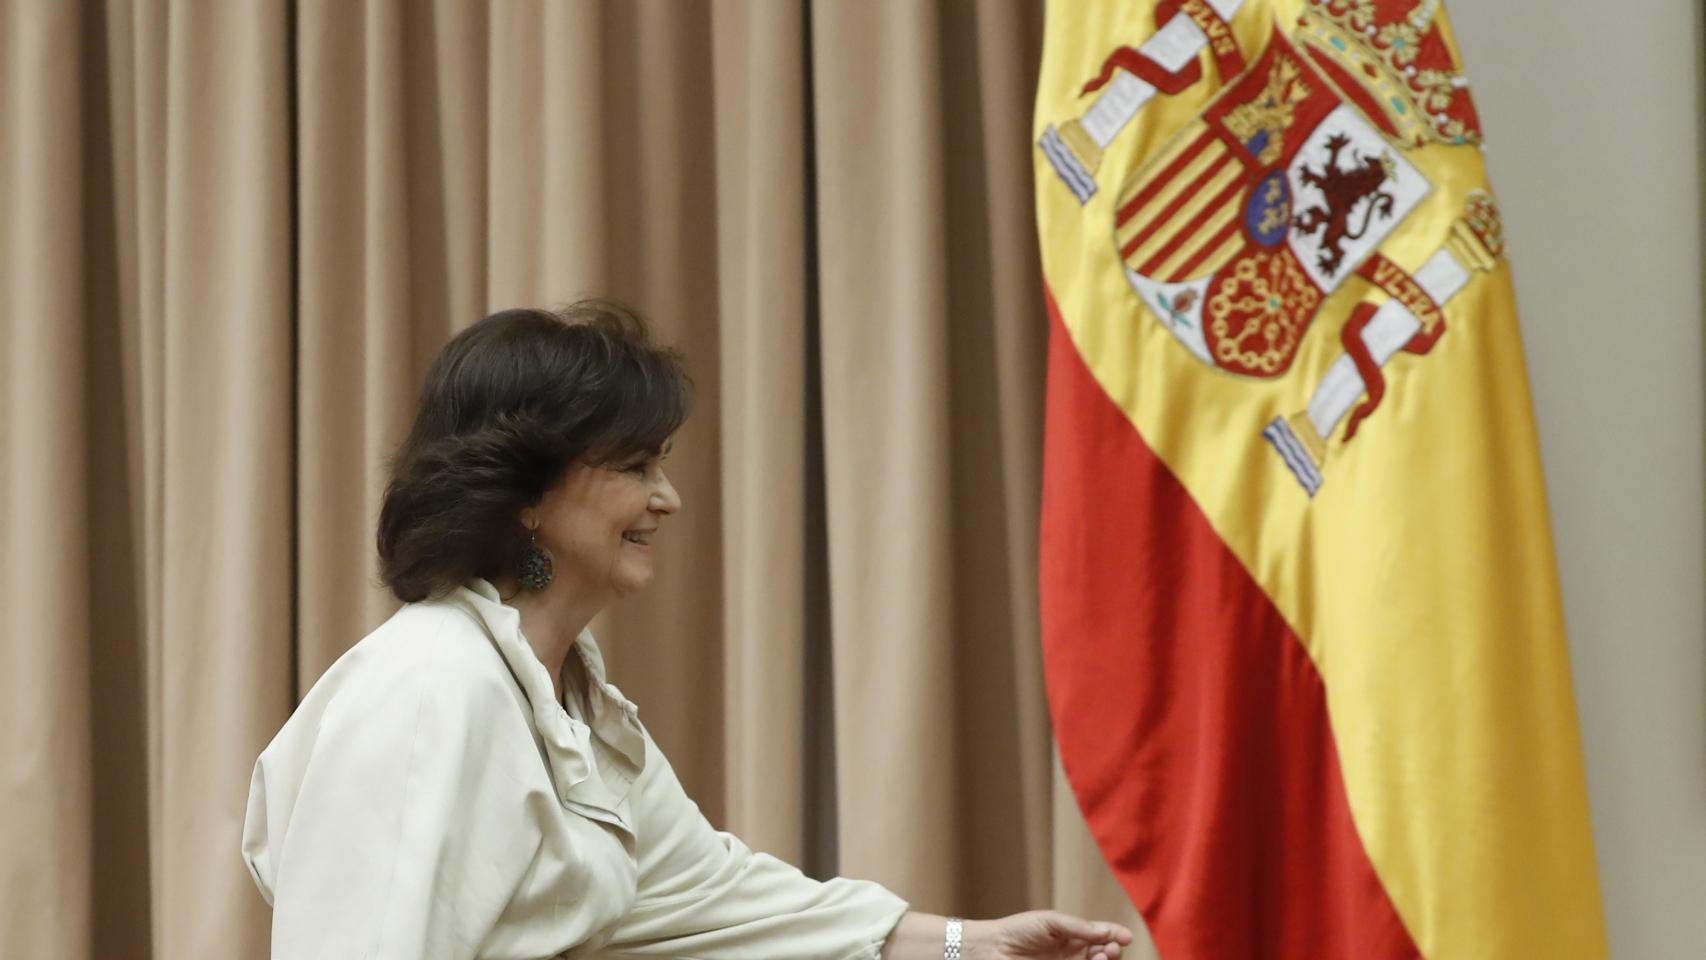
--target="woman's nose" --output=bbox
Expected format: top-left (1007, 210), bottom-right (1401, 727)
top-left (651, 470), bottom-right (681, 514)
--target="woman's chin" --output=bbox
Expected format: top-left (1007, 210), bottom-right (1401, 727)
top-left (612, 569), bottom-right (654, 597)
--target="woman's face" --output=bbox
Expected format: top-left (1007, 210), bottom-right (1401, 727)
top-left (527, 444), bottom-right (680, 605)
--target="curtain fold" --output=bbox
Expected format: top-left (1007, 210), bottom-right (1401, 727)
top-left (151, 2), bottom-right (296, 955)
top-left (709, 0), bottom-right (812, 865)
top-left (812, 0), bottom-right (963, 904)
top-left (2, 3), bottom-right (94, 955)
top-left (0, 2), bottom-right (1151, 956)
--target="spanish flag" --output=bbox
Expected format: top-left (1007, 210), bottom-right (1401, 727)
top-left (1034, 2), bottom-right (1607, 957)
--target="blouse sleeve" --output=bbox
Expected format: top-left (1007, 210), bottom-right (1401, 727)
top-left (594, 735), bottom-right (910, 960)
top-left (242, 647), bottom-right (547, 960)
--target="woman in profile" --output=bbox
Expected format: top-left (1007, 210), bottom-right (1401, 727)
top-left (242, 301), bottom-right (1133, 960)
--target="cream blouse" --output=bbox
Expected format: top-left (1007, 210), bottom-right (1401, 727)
top-left (242, 580), bottom-right (908, 959)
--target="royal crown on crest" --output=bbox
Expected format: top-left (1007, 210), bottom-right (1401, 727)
top-left (1293, 0), bottom-right (1484, 147)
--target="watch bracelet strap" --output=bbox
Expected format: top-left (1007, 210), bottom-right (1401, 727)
top-left (945, 917), bottom-right (963, 960)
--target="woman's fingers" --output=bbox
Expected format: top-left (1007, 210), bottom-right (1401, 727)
top-left (1057, 916), bottom-right (1101, 941)
top-left (1058, 931), bottom-right (1126, 960)
top-left (1048, 912), bottom-right (1134, 945)
top-left (1002, 909), bottom-right (1134, 958)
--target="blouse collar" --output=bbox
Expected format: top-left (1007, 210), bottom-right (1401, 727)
top-left (448, 579), bottom-right (647, 826)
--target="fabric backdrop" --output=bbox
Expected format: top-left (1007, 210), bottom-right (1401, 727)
top-left (0, 1), bottom-right (1154, 957)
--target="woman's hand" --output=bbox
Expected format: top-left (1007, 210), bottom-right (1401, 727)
top-left (967, 910), bottom-right (1135, 960)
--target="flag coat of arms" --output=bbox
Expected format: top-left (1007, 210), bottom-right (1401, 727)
top-left (1034, 1), bottom-right (1607, 957)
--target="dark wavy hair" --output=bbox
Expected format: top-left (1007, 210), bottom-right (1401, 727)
top-left (377, 300), bottom-right (690, 602)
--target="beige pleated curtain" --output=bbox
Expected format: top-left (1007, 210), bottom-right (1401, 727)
top-left (0, 2), bottom-right (1152, 957)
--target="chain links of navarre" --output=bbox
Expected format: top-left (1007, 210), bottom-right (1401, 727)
top-left (944, 918), bottom-right (963, 960)
top-left (517, 532), bottom-right (554, 591)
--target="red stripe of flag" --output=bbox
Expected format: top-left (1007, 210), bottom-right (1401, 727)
top-left (1116, 132), bottom-right (1217, 228)
top-left (1168, 214), bottom-right (1243, 282)
top-left (1119, 149), bottom-right (1237, 261)
top-left (1133, 170), bottom-right (1245, 275)
top-left (1040, 286), bottom-right (1421, 959)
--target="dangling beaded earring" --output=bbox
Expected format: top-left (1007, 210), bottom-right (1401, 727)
top-left (517, 529), bottom-right (554, 591)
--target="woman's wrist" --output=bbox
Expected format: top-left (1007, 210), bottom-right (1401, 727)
top-left (881, 909), bottom-right (1132, 960)
top-left (958, 918), bottom-right (998, 960)
top-left (879, 912), bottom-right (995, 960)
